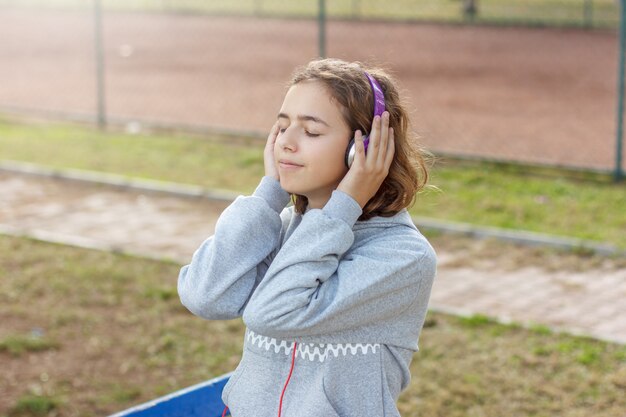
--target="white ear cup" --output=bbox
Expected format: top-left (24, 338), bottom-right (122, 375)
top-left (345, 139), bottom-right (356, 168)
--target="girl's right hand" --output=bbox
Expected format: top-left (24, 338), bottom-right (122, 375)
top-left (264, 121), bottom-right (280, 180)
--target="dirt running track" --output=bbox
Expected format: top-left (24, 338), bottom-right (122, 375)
top-left (0, 8), bottom-right (624, 171)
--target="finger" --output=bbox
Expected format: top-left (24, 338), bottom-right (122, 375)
top-left (264, 122), bottom-right (281, 179)
top-left (353, 130), bottom-right (365, 166)
top-left (367, 115), bottom-right (382, 165)
top-left (377, 112), bottom-right (390, 167)
top-left (267, 121), bottom-right (280, 145)
top-left (384, 127), bottom-right (395, 171)
top-left (270, 120), bottom-right (279, 134)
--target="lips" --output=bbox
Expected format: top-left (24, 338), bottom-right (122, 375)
top-left (278, 159), bottom-right (304, 167)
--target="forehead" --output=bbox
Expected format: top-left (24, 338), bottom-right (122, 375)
top-left (280, 81), bottom-right (346, 127)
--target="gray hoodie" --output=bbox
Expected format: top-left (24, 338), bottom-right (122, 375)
top-left (178, 176), bottom-right (437, 417)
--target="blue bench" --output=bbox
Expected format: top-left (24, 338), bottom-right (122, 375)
top-left (109, 372), bottom-right (232, 417)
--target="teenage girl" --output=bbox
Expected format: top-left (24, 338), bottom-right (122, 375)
top-left (178, 58), bottom-right (437, 417)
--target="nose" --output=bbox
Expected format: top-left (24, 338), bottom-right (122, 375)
top-left (276, 126), bottom-right (297, 152)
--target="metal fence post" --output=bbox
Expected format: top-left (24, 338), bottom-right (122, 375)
top-left (583, 0), bottom-right (593, 28)
top-left (351, 0), bottom-right (360, 20)
top-left (463, 0), bottom-right (477, 22)
top-left (615, 0), bottom-right (625, 181)
top-left (94, 0), bottom-right (107, 129)
top-left (318, 0), bottom-right (326, 58)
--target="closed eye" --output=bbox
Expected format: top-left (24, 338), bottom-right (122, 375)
top-left (278, 127), bottom-right (320, 137)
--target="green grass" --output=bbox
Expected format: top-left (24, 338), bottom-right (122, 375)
top-left (0, 334), bottom-right (59, 356)
top-left (1, 118), bottom-right (625, 249)
top-left (0, 0), bottom-right (618, 29)
top-left (0, 119), bottom-right (264, 193)
top-left (455, 313), bottom-right (499, 327)
top-left (0, 234), bottom-right (625, 416)
top-left (9, 395), bottom-right (59, 417)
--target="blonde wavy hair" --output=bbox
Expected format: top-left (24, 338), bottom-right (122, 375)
top-left (287, 58), bottom-right (432, 221)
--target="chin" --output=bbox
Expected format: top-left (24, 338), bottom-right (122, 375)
top-left (278, 178), bottom-right (299, 194)
top-left (280, 180), bottom-right (314, 199)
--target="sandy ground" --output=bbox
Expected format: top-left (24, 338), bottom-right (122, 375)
top-left (1, 171), bottom-right (625, 345)
top-left (0, 8), bottom-right (624, 171)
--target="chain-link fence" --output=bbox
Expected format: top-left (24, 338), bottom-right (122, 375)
top-left (0, 0), bottom-right (624, 177)
top-left (0, 0), bottom-right (621, 27)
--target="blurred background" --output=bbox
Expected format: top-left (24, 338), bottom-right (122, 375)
top-left (1, 1), bottom-right (626, 417)
top-left (0, 0), bottom-right (624, 174)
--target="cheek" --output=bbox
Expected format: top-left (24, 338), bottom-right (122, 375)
top-left (314, 140), bottom-right (348, 174)
top-left (331, 136), bottom-right (350, 164)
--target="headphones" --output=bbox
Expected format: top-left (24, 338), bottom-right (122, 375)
top-left (344, 71), bottom-right (386, 168)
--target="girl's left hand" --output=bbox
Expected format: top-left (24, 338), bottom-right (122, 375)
top-left (336, 111), bottom-right (395, 208)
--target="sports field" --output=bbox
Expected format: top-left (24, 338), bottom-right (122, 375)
top-left (1, 5), bottom-right (626, 416)
top-left (0, 7), bottom-right (623, 171)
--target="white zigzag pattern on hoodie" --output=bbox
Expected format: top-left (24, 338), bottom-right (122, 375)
top-left (246, 329), bottom-right (380, 363)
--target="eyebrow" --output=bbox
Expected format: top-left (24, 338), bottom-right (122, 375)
top-left (277, 113), bottom-right (330, 127)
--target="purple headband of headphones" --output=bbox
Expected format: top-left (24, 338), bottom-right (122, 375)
top-left (345, 71), bottom-right (386, 167)
top-left (362, 71), bottom-right (386, 152)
